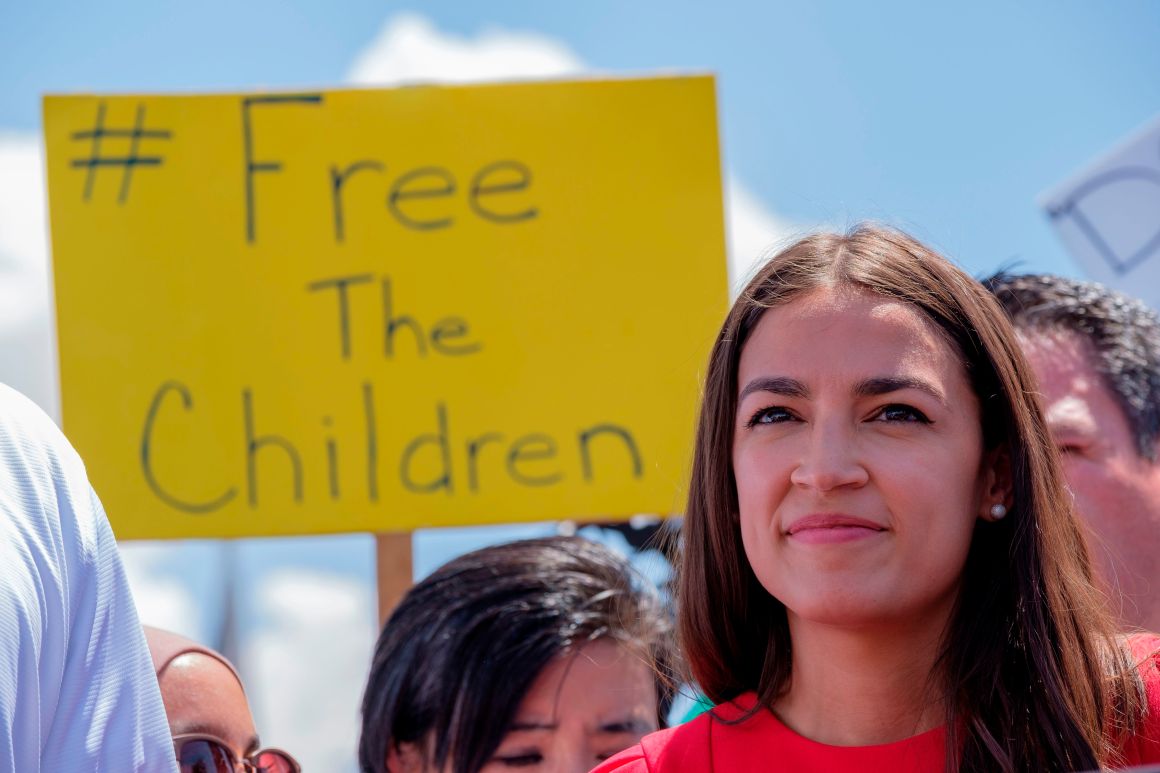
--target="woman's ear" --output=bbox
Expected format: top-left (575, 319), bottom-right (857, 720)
top-left (979, 444), bottom-right (1014, 522)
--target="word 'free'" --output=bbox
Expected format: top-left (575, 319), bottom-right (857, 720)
top-left (242, 94), bottom-right (539, 244)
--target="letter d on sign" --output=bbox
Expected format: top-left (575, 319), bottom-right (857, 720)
top-left (399, 402), bottom-right (454, 494)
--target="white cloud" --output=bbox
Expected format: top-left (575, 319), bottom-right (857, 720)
top-left (119, 541), bottom-right (206, 639)
top-left (725, 179), bottom-right (798, 292)
top-left (347, 13), bottom-right (585, 86)
top-left (0, 134), bottom-right (48, 291)
top-left (245, 571), bottom-right (375, 773)
top-left (0, 134), bottom-right (56, 416)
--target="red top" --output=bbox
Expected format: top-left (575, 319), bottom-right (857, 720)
top-left (594, 635), bottom-right (1160, 773)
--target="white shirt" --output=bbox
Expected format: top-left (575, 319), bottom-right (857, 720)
top-left (0, 385), bottom-right (175, 772)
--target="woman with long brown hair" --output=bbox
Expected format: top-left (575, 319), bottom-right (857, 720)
top-left (595, 225), bottom-right (1160, 772)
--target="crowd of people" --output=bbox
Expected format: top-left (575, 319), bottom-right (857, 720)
top-left (1, 224), bottom-right (1159, 772)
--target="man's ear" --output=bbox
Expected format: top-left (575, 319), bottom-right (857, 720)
top-left (979, 444), bottom-right (1014, 522)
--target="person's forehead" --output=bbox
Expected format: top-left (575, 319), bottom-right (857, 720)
top-left (1018, 327), bottom-right (1135, 439)
top-left (514, 641), bottom-right (656, 725)
top-left (159, 653), bottom-right (257, 744)
top-left (1018, 328), bottom-right (1103, 394)
top-left (742, 288), bottom-right (961, 377)
top-left (162, 652), bottom-right (244, 694)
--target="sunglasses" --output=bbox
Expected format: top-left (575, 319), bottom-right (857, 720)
top-left (174, 734), bottom-right (301, 773)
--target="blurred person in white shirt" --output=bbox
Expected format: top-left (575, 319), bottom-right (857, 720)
top-left (0, 383), bottom-right (175, 772)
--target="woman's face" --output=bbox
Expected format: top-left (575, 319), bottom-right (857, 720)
top-left (732, 287), bottom-right (1000, 628)
top-left (479, 639), bottom-right (658, 773)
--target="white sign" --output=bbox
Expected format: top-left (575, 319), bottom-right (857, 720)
top-left (1041, 114), bottom-right (1160, 308)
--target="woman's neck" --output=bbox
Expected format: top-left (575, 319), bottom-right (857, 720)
top-left (773, 613), bottom-right (948, 747)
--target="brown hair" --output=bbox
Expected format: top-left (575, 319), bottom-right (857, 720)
top-left (678, 224), bottom-right (1143, 771)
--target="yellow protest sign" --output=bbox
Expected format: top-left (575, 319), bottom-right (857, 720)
top-left (43, 76), bottom-right (728, 539)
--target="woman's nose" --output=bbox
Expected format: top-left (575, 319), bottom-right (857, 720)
top-left (788, 421), bottom-right (869, 492)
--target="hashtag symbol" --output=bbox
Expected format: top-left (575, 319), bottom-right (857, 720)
top-left (70, 102), bottom-right (172, 204)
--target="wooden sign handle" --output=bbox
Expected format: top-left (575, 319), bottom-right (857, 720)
top-left (375, 532), bottom-right (414, 628)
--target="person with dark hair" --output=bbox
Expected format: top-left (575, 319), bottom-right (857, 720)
top-left (985, 273), bottom-right (1160, 633)
top-left (145, 626), bottom-right (299, 773)
top-left (359, 536), bottom-right (672, 773)
top-left (596, 225), bottom-right (1160, 772)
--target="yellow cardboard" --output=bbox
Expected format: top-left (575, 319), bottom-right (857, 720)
top-left (43, 76), bottom-right (727, 539)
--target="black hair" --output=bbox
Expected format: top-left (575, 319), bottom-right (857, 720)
top-left (358, 536), bottom-right (673, 773)
top-left (984, 272), bottom-right (1160, 460)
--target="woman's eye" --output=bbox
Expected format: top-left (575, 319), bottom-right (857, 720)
top-left (874, 404), bottom-right (930, 423)
top-left (746, 406), bottom-right (795, 427)
top-left (494, 752), bottom-right (544, 768)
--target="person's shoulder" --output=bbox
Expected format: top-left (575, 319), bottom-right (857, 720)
top-left (0, 383), bottom-right (82, 477)
top-left (1117, 633), bottom-right (1160, 766)
top-left (1128, 633), bottom-right (1160, 693)
top-left (1130, 633), bottom-right (1160, 702)
top-left (592, 723), bottom-right (703, 773)
top-left (592, 738), bottom-right (652, 772)
top-left (592, 705), bottom-right (726, 773)
top-left (0, 383), bottom-right (62, 438)
top-left (0, 384), bottom-right (100, 551)
top-left (1128, 633), bottom-right (1160, 662)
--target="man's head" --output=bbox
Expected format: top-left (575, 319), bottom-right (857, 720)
top-left (145, 626), bottom-right (299, 773)
top-left (986, 273), bottom-right (1160, 630)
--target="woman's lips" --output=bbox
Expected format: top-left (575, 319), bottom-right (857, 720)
top-left (785, 514), bottom-right (887, 544)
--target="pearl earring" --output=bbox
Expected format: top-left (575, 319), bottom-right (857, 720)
top-left (990, 503), bottom-right (1007, 520)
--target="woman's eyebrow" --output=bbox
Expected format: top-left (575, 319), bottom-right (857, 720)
top-left (738, 376), bottom-right (809, 402)
top-left (854, 376), bottom-right (945, 403)
top-left (508, 721), bottom-right (557, 731)
top-left (597, 718), bottom-right (650, 734)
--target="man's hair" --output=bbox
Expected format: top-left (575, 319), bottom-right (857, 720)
top-left (984, 273), bottom-right (1160, 460)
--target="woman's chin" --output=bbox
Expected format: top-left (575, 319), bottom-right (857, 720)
top-left (781, 593), bottom-right (894, 628)
top-left (777, 580), bottom-right (927, 629)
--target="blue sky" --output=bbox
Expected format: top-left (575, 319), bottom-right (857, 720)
top-left (2, 3), bottom-right (1158, 770)
top-left (4, 1), bottom-right (1159, 277)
